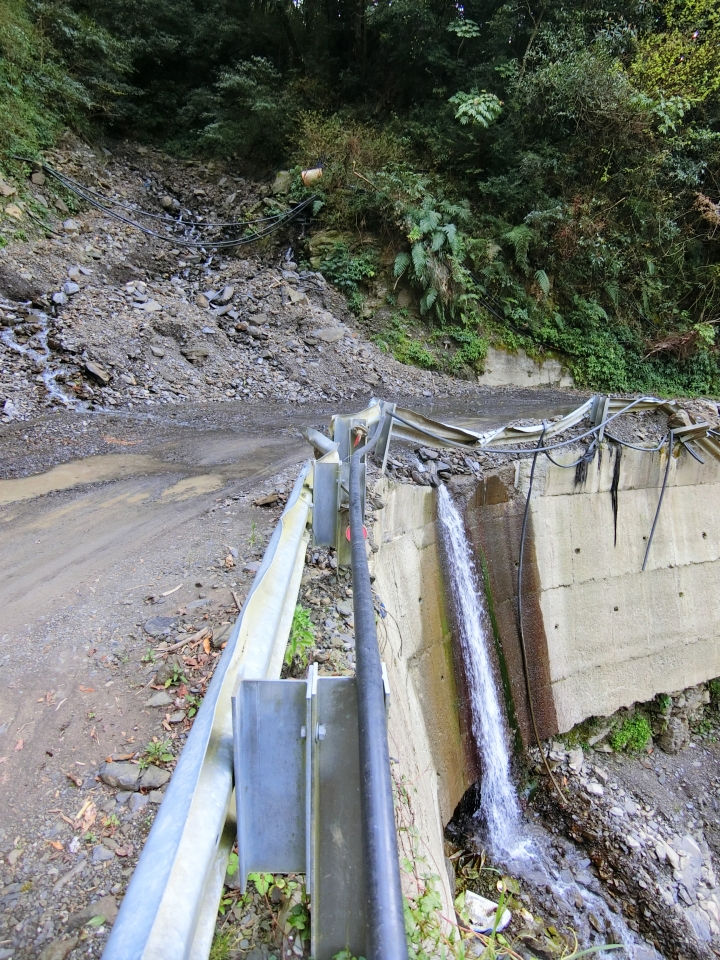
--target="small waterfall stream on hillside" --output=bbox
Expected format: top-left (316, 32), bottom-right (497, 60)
top-left (437, 485), bottom-right (661, 959)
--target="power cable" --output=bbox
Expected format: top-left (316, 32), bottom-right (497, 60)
top-left (13, 156), bottom-right (317, 249)
top-left (642, 430), bottom-right (675, 572)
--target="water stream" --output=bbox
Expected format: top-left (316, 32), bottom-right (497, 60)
top-left (437, 485), bottom-right (662, 959)
top-left (1, 303), bottom-right (75, 408)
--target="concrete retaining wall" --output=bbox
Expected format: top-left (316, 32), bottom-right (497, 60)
top-left (369, 480), bottom-right (477, 915)
top-left (477, 346), bottom-right (574, 389)
top-left (463, 445), bottom-right (720, 740)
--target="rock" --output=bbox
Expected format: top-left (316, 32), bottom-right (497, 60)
top-left (168, 710), bottom-right (186, 723)
top-left (98, 762), bottom-right (141, 791)
top-left (625, 835), bottom-right (641, 850)
top-left (150, 345), bottom-right (165, 358)
top-left (0, 263), bottom-right (44, 302)
top-left (243, 561), bottom-right (261, 573)
top-left (658, 715), bottom-right (690, 754)
top-left (68, 895), bottom-right (118, 931)
top-left (139, 765), bottom-right (171, 790)
top-left (148, 790), bottom-right (164, 803)
top-left (154, 655), bottom-right (184, 685)
top-left (62, 219), bottom-right (80, 235)
top-left (145, 691), bottom-right (173, 707)
top-left (143, 615), bottom-right (178, 637)
top-left (160, 195), bottom-right (174, 210)
top-left (5, 203), bottom-right (23, 219)
top-left (668, 409), bottom-right (693, 430)
top-left (609, 806), bottom-right (625, 817)
top-left (464, 889), bottom-right (512, 933)
top-left (31, 171), bottom-right (46, 185)
top-left (115, 791), bottom-right (132, 805)
top-left (141, 299), bottom-right (163, 312)
top-left (128, 793), bottom-right (149, 814)
top-left (91, 844), bottom-right (115, 863)
top-left (568, 748), bottom-right (584, 773)
top-left (215, 285), bottom-right (234, 304)
top-left (272, 171), bottom-right (293, 195)
top-left (336, 600), bottom-right (353, 618)
top-left (677, 835), bottom-right (703, 891)
top-left (181, 345), bottom-right (210, 363)
top-left (53, 196), bottom-right (69, 213)
top-left (185, 597), bottom-right (210, 610)
top-left (586, 782), bottom-right (604, 797)
top-left (0, 181), bottom-right (16, 197)
top-left (84, 360), bottom-right (111, 386)
top-left (312, 327), bottom-right (344, 343)
top-left (61, 281), bottom-right (80, 296)
top-left (195, 294), bottom-right (210, 309)
top-left (38, 936), bottom-right (79, 960)
top-left (3, 399), bottom-right (18, 419)
top-left (212, 623), bottom-right (232, 650)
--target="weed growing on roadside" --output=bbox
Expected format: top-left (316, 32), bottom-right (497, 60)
top-left (140, 738), bottom-right (174, 769)
top-left (284, 605), bottom-right (315, 668)
top-left (610, 714), bottom-right (652, 752)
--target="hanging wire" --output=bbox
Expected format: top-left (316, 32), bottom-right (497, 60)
top-left (12, 157), bottom-right (318, 249)
top-left (642, 431), bottom-right (675, 571)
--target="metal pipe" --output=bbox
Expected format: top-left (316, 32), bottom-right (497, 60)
top-left (349, 421), bottom-right (409, 960)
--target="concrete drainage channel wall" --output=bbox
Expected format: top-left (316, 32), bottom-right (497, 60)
top-left (370, 446), bottom-right (720, 915)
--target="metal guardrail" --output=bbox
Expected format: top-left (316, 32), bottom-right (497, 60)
top-left (104, 463), bottom-right (312, 960)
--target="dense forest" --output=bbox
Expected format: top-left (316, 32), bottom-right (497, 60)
top-left (2, 0), bottom-right (720, 394)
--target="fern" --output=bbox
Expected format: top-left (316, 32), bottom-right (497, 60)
top-left (534, 269), bottom-right (550, 297)
top-left (420, 287), bottom-right (438, 314)
top-left (411, 242), bottom-right (427, 277)
top-left (394, 251), bottom-right (411, 277)
top-left (503, 224), bottom-right (534, 272)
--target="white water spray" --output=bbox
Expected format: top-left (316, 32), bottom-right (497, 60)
top-left (437, 484), bottom-right (663, 960)
top-left (1, 310), bottom-right (75, 408)
top-left (437, 484), bottom-right (526, 858)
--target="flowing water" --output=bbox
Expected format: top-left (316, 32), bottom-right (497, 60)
top-left (437, 484), bottom-right (662, 959)
top-left (1, 306), bottom-right (76, 408)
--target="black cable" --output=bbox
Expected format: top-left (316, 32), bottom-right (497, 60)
top-left (603, 431), bottom-right (668, 452)
top-left (516, 429), bottom-right (566, 804)
top-left (22, 160), bottom-right (317, 249)
top-left (642, 431), bottom-right (674, 572)
top-left (15, 156), bottom-right (307, 230)
top-left (348, 416), bottom-right (409, 960)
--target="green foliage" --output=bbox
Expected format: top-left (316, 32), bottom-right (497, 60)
top-left (248, 872), bottom-right (273, 896)
top-left (284, 605), bottom-right (315, 668)
top-left (317, 243), bottom-right (377, 314)
top-left (140, 737), bottom-right (174, 769)
top-left (164, 662), bottom-right (186, 689)
top-left (610, 714), bottom-right (652, 752)
top-left (709, 679), bottom-right (720, 707)
top-left (449, 90), bottom-right (503, 128)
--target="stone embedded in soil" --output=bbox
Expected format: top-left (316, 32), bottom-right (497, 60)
top-left (586, 782), bottom-right (604, 796)
top-left (143, 615), bottom-right (178, 637)
top-left (38, 936), bottom-right (79, 960)
top-left (145, 690), bottom-right (173, 707)
top-left (99, 761), bottom-right (141, 791)
top-left (139, 764), bottom-right (171, 790)
top-left (67, 894), bottom-right (118, 930)
top-left (84, 360), bottom-right (111, 385)
top-left (92, 844), bottom-right (115, 863)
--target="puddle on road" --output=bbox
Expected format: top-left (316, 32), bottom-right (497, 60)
top-left (160, 475), bottom-right (224, 499)
top-left (0, 454), bottom-right (177, 506)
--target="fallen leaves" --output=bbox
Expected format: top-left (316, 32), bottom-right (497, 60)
top-left (202, 634), bottom-right (212, 655)
top-left (14, 739), bottom-right (23, 752)
top-left (79, 686), bottom-right (95, 693)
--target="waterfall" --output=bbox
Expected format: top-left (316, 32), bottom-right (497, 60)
top-left (437, 484), bottom-right (663, 960)
top-left (437, 484), bottom-right (526, 858)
